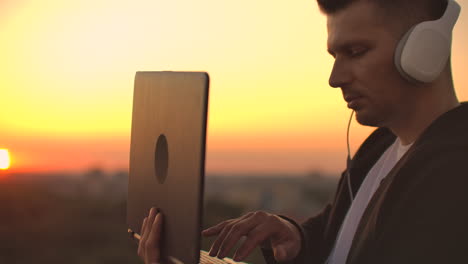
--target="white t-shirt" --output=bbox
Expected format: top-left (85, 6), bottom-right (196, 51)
top-left (326, 138), bottom-right (412, 264)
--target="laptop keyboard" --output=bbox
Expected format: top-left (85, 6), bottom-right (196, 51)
top-left (199, 250), bottom-right (246, 264)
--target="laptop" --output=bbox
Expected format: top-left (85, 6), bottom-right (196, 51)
top-left (127, 71), bottom-right (239, 264)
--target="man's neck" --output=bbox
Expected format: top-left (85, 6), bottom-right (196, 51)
top-left (389, 86), bottom-right (459, 145)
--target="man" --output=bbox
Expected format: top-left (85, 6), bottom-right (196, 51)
top-left (138, 0), bottom-right (468, 263)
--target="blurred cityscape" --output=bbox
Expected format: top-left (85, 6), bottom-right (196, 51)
top-left (0, 169), bottom-right (338, 264)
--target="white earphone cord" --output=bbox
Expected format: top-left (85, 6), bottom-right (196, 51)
top-left (323, 110), bottom-right (356, 264)
top-left (346, 111), bottom-right (355, 201)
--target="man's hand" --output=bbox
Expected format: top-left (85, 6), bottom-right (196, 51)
top-left (138, 207), bottom-right (163, 264)
top-left (202, 211), bottom-right (302, 262)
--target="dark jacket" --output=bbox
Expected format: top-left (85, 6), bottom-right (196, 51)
top-left (263, 103), bottom-right (468, 264)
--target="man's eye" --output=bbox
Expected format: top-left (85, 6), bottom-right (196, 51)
top-left (349, 48), bottom-right (366, 57)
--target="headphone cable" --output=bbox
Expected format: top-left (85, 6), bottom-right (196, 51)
top-left (346, 110), bottom-right (355, 201)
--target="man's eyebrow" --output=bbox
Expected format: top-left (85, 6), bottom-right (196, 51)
top-left (327, 40), bottom-right (369, 56)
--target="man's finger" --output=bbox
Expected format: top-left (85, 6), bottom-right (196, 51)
top-left (140, 208), bottom-right (157, 256)
top-left (203, 212), bottom-right (254, 237)
top-left (145, 213), bottom-right (163, 264)
top-left (138, 217), bottom-right (148, 257)
top-left (149, 213), bottom-right (163, 240)
top-left (202, 220), bottom-right (229, 236)
top-left (142, 208), bottom-right (157, 238)
top-left (208, 222), bottom-right (233, 257)
top-left (141, 217), bottom-right (148, 237)
top-left (273, 241), bottom-right (298, 262)
top-left (233, 224), bottom-right (271, 262)
top-left (217, 218), bottom-right (259, 258)
top-left (273, 245), bottom-right (288, 262)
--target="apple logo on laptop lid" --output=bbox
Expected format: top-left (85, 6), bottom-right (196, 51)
top-left (155, 134), bottom-right (169, 184)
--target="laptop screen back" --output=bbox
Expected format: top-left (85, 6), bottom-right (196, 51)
top-left (127, 71), bottom-right (209, 264)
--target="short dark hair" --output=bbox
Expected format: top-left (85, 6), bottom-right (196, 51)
top-left (318, 0), bottom-right (448, 34)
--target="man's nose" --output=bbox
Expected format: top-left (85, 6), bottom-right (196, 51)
top-left (329, 59), bottom-right (352, 88)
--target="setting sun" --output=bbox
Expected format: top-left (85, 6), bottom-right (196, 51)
top-left (0, 149), bottom-right (11, 170)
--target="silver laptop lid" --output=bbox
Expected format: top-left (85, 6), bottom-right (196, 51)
top-left (127, 71), bottom-right (209, 264)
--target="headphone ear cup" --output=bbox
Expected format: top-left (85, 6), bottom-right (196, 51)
top-left (394, 25), bottom-right (418, 82)
top-left (393, 0), bottom-right (460, 83)
top-left (396, 22), bottom-right (451, 83)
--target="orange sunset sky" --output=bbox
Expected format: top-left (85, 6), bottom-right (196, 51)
top-left (1, 0), bottom-right (468, 175)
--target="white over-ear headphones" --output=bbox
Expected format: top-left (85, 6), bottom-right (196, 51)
top-left (394, 0), bottom-right (461, 83)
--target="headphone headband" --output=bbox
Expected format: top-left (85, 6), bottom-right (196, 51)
top-left (438, 0), bottom-right (461, 32)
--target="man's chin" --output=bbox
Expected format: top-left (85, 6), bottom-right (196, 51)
top-left (354, 109), bottom-right (382, 127)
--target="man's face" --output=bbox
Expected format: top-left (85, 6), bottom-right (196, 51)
top-left (327, 1), bottom-right (416, 127)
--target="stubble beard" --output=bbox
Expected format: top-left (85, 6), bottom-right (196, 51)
top-left (354, 107), bottom-right (388, 128)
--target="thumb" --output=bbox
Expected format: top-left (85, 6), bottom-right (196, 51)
top-left (273, 245), bottom-right (287, 262)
